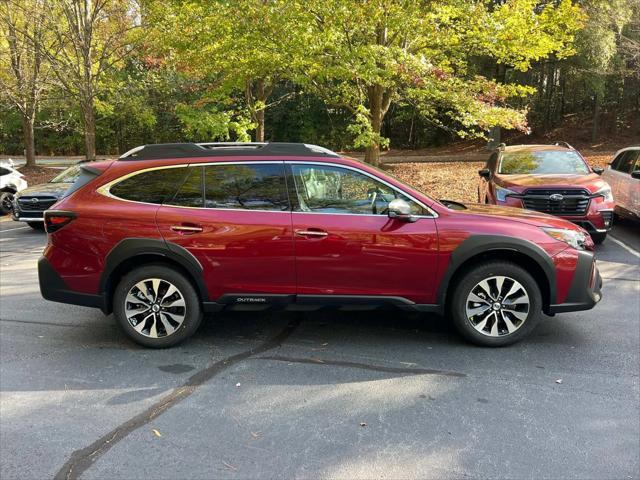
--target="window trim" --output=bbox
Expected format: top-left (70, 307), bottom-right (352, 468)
top-left (99, 160), bottom-right (437, 218)
top-left (288, 161), bottom-right (438, 218)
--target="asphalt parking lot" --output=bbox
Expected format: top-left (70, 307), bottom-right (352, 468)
top-left (1, 218), bottom-right (638, 480)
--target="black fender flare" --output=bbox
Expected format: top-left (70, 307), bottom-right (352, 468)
top-left (99, 238), bottom-right (208, 302)
top-left (436, 234), bottom-right (556, 306)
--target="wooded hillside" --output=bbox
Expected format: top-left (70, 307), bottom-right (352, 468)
top-left (1, 0), bottom-right (638, 166)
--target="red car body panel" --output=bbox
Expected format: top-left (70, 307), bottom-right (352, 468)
top-left (292, 212), bottom-right (439, 302)
top-left (40, 150), bottom-right (600, 316)
top-left (156, 205), bottom-right (296, 299)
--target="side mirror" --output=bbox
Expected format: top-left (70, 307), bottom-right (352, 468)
top-left (592, 166), bottom-right (604, 175)
top-left (631, 170), bottom-right (640, 180)
top-left (478, 168), bottom-right (491, 180)
top-left (388, 198), bottom-right (417, 223)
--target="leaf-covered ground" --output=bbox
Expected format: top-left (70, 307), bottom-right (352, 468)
top-left (384, 152), bottom-right (612, 204)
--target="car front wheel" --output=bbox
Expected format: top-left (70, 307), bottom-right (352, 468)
top-left (0, 191), bottom-right (14, 215)
top-left (451, 261), bottom-right (542, 347)
top-left (113, 265), bottom-right (202, 348)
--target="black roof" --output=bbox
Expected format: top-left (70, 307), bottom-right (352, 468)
top-left (119, 142), bottom-right (340, 160)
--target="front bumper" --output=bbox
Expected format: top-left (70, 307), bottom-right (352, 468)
top-left (12, 206), bottom-right (45, 222)
top-left (548, 250), bottom-right (602, 314)
top-left (498, 197), bottom-right (614, 233)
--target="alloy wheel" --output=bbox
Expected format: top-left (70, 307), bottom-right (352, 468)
top-left (124, 278), bottom-right (186, 338)
top-left (0, 193), bottom-right (14, 214)
top-left (465, 275), bottom-right (530, 337)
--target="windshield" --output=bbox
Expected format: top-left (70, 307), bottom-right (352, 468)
top-left (499, 151), bottom-right (590, 175)
top-left (50, 164), bottom-right (82, 183)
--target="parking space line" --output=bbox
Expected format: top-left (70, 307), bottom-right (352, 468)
top-left (609, 235), bottom-right (640, 259)
top-left (0, 226), bottom-right (29, 232)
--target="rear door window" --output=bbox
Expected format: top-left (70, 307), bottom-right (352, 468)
top-left (170, 166), bottom-right (203, 207)
top-left (109, 167), bottom-right (186, 204)
top-left (203, 163), bottom-right (288, 211)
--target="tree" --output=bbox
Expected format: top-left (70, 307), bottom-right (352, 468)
top-left (39, 0), bottom-right (138, 159)
top-left (145, 0), bottom-right (304, 142)
top-left (300, 0), bottom-right (584, 165)
top-left (0, 0), bottom-right (50, 166)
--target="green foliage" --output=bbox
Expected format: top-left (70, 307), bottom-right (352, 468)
top-left (175, 104), bottom-right (254, 142)
top-left (347, 106), bottom-right (390, 150)
top-left (0, 0), bottom-right (638, 157)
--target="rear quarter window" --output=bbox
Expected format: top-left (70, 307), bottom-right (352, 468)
top-left (109, 167), bottom-right (187, 204)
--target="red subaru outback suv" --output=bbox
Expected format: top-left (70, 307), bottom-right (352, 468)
top-left (478, 143), bottom-right (614, 243)
top-left (39, 142), bottom-right (602, 348)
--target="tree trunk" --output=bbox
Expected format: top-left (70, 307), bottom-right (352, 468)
top-left (21, 113), bottom-right (36, 168)
top-left (82, 101), bottom-right (96, 160)
top-left (364, 85), bottom-right (384, 166)
top-left (591, 92), bottom-right (600, 143)
top-left (255, 79), bottom-right (266, 142)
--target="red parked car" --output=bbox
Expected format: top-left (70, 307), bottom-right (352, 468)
top-left (39, 142), bottom-right (602, 348)
top-left (478, 143), bottom-right (614, 243)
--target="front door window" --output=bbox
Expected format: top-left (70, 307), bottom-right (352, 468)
top-left (290, 164), bottom-right (425, 216)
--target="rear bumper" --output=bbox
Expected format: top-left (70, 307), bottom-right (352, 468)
top-left (548, 250), bottom-right (602, 314)
top-left (38, 256), bottom-right (106, 311)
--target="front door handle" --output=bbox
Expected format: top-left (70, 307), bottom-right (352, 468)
top-left (295, 229), bottom-right (328, 237)
top-left (171, 224), bottom-right (203, 234)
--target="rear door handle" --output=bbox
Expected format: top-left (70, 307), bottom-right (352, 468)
top-left (295, 229), bottom-right (328, 237)
top-left (171, 224), bottom-right (203, 234)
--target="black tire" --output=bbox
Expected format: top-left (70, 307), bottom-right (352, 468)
top-left (590, 232), bottom-right (607, 244)
top-left (450, 261), bottom-right (542, 347)
top-left (0, 191), bottom-right (14, 215)
top-left (113, 264), bottom-right (202, 348)
top-left (27, 222), bottom-right (45, 231)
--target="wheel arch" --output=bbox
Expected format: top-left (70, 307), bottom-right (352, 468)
top-left (100, 238), bottom-right (208, 314)
top-left (438, 235), bottom-right (556, 313)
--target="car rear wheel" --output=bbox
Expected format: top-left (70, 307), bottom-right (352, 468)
top-left (113, 265), bottom-right (202, 348)
top-left (27, 222), bottom-right (45, 230)
top-left (450, 261), bottom-right (542, 347)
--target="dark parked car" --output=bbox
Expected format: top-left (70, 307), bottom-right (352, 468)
top-left (478, 143), bottom-right (614, 243)
top-left (39, 142), bottom-right (602, 348)
top-left (12, 163), bottom-right (85, 230)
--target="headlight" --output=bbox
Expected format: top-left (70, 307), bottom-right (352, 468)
top-left (541, 227), bottom-right (588, 250)
top-left (495, 185), bottom-right (517, 202)
top-left (595, 185), bottom-right (613, 202)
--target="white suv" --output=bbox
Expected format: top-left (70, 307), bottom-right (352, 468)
top-left (0, 160), bottom-right (28, 215)
top-left (602, 147), bottom-right (640, 220)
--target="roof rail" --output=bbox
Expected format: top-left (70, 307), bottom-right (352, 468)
top-left (118, 142), bottom-right (340, 160)
top-left (553, 141), bottom-right (574, 149)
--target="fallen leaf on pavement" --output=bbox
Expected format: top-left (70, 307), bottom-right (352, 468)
top-left (250, 431), bottom-right (262, 438)
top-left (222, 461), bottom-right (238, 471)
top-left (359, 422), bottom-right (367, 427)
top-left (235, 383), bottom-right (241, 387)
top-left (555, 379), bottom-right (563, 384)
top-left (152, 429), bottom-right (162, 437)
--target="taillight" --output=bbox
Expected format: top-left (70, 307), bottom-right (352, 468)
top-left (44, 210), bottom-right (76, 233)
